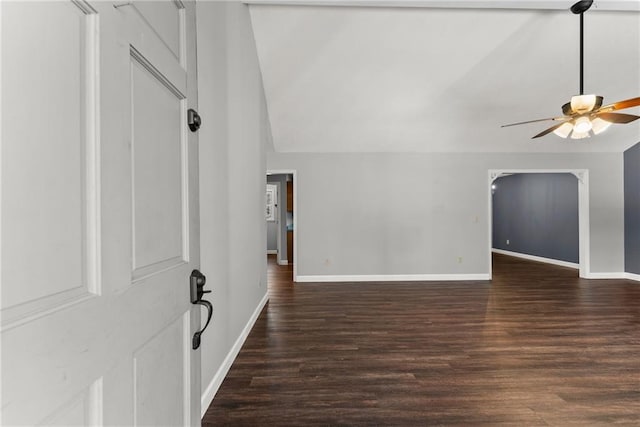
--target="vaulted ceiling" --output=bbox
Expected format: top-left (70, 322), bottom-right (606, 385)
top-left (246, 1), bottom-right (640, 153)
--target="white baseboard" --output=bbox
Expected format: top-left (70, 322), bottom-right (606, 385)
top-left (583, 272), bottom-right (627, 279)
top-left (266, 249), bottom-right (277, 255)
top-left (296, 273), bottom-right (490, 283)
top-left (200, 292), bottom-right (269, 418)
top-left (625, 272), bottom-right (640, 282)
top-left (492, 248), bottom-right (579, 269)
top-left (492, 249), bottom-right (640, 281)
top-left (584, 272), bottom-right (640, 281)
top-left (277, 260), bottom-right (288, 266)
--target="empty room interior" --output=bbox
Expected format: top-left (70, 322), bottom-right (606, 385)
top-left (2, 0), bottom-right (640, 425)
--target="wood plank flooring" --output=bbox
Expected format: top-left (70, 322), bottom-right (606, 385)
top-left (202, 254), bottom-right (640, 426)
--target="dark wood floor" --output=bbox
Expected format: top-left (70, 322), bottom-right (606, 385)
top-left (202, 254), bottom-right (640, 426)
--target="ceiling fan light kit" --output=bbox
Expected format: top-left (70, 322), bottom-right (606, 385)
top-left (502, 0), bottom-right (640, 140)
top-left (591, 117), bottom-right (612, 134)
top-left (573, 116), bottom-right (592, 133)
top-left (570, 94), bottom-right (597, 114)
top-left (553, 122), bottom-right (574, 138)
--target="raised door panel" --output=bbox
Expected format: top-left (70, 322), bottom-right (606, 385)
top-left (133, 315), bottom-right (189, 426)
top-left (131, 52), bottom-right (187, 281)
top-left (1, 1), bottom-right (99, 324)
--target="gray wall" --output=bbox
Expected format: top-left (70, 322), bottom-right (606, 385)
top-left (492, 173), bottom-right (578, 263)
top-left (267, 152), bottom-right (624, 277)
top-left (197, 0), bottom-right (269, 410)
top-left (625, 142), bottom-right (640, 274)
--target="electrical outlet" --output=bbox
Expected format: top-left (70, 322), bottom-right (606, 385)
top-left (506, 239), bottom-right (510, 245)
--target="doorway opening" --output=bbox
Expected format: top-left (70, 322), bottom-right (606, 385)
top-left (266, 170), bottom-right (297, 281)
top-left (488, 169), bottom-right (590, 279)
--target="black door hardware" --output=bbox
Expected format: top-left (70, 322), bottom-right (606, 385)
top-left (187, 109), bottom-right (201, 132)
top-left (190, 269), bottom-right (212, 350)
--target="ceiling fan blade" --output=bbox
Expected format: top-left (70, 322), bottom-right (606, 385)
top-left (532, 122), bottom-right (569, 139)
top-left (599, 97), bottom-right (640, 113)
top-left (596, 112), bottom-right (640, 124)
top-left (501, 117), bottom-right (565, 128)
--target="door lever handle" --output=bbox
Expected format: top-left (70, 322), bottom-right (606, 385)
top-left (190, 269), bottom-right (212, 349)
top-left (192, 299), bottom-right (213, 350)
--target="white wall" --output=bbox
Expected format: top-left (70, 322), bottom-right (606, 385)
top-left (197, 1), bottom-right (270, 415)
top-left (267, 152), bottom-right (624, 278)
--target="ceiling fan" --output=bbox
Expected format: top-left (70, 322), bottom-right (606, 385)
top-left (502, 0), bottom-right (640, 139)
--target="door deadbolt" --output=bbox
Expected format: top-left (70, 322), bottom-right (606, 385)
top-left (188, 109), bottom-right (201, 132)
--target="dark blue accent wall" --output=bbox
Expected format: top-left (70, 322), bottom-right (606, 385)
top-left (624, 142), bottom-right (640, 274)
top-left (492, 173), bottom-right (579, 263)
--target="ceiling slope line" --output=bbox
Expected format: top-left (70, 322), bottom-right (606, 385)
top-left (242, 0), bottom-right (640, 12)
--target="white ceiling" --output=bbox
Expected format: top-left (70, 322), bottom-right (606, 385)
top-left (248, 2), bottom-right (640, 153)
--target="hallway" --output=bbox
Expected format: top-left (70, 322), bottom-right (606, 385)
top-left (203, 254), bottom-right (640, 426)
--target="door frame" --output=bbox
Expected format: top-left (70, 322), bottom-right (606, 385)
top-left (267, 169), bottom-right (298, 281)
top-left (488, 169), bottom-right (590, 279)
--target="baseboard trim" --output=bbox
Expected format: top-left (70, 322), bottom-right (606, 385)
top-left (277, 260), bottom-right (288, 266)
top-left (200, 292), bottom-right (269, 418)
top-left (492, 248), bottom-right (579, 269)
top-left (296, 273), bottom-right (490, 283)
top-left (266, 250), bottom-right (277, 255)
top-left (583, 272), bottom-right (627, 279)
top-left (625, 272), bottom-right (640, 282)
top-left (492, 249), bottom-right (639, 281)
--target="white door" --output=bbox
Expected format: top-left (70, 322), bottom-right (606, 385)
top-left (1, 1), bottom-right (202, 425)
top-left (266, 183), bottom-right (279, 256)
top-left (274, 182), bottom-right (282, 259)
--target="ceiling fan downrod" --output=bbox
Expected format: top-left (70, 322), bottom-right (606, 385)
top-left (571, 0), bottom-right (593, 95)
